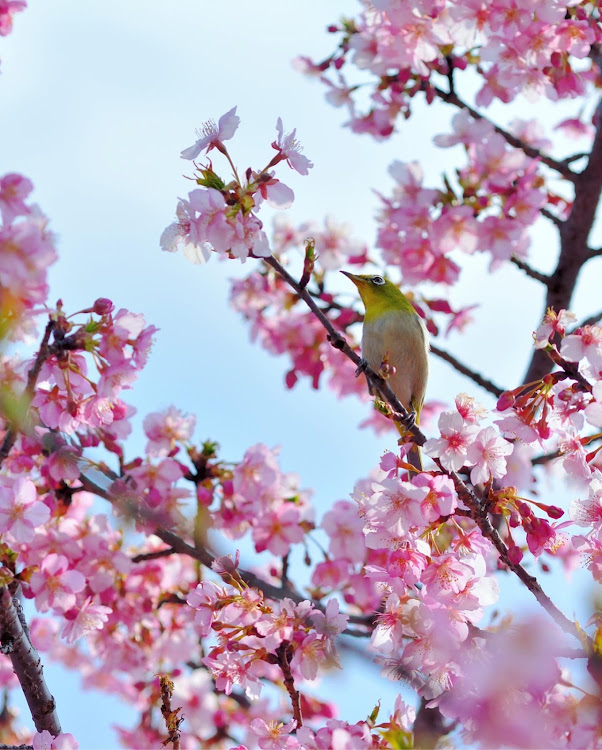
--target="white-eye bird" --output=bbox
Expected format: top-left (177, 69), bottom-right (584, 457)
top-left (341, 271), bottom-right (429, 471)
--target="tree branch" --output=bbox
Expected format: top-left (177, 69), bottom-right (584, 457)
top-left (431, 86), bottom-right (578, 181)
top-left (540, 207), bottom-right (564, 228)
top-left (510, 256), bottom-right (551, 286)
top-left (524, 96), bottom-right (602, 384)
top-left (430, 344), bottom-right (505, 398)
top-left (0, 590), bottom-right (61, 735)
top-left (575, 309), bottom-right (602, 328)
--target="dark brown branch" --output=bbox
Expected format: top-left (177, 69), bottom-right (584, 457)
top-left (540, 207), bottom-right (564, 228)
top-left (430, 344), bottom-right (505, 398)
top-left (276, 642), bottom-right (302, 728)
top-left (524, 96), bottom-right (602, 384)
top-left (131, 547), bottom-right (176, 563)
top-left (158, 674), bottom-right (182, 750)
top-left (0, 320), bottom-right (55, 469)
top-left (431, 86), bottom-right (577, 181)
top-left (0, 590), bottom-right (61, 735)
top-left (510, 256), bottom-right (551, 286)
top-left (413, 697), bottom-right (452, 749)
top-left (575, 309), bottom-right (602, 328)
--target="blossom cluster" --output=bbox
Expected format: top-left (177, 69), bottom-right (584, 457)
top-left (298, 1), bottom-right (602, 140)
top-left (161, 108), bottom-right (313, 263)
top-left (376, 112), bottom-right (550, 284)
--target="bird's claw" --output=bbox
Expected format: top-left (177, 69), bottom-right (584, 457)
top-left (355, 358), bottom-right (369, 378)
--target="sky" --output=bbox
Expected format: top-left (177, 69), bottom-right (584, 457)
top-left (1, 1), bottom-right (601, 747)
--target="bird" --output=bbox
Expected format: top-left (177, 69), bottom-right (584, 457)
top-left (341, 271), bottom-right (429, 472)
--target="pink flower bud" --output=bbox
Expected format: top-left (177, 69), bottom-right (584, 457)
top-left (507, 545), bottom-right (523, 565)
top-left (93, 297), bottom-right (114, 315)
top-left (497, 391), bottom-right (515, 411)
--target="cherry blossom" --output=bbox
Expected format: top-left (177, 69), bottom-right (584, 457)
top-left (180, 106), bottom-right (240, 160)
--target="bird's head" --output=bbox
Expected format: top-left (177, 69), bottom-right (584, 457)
top-left (341, 271), bottom-right (414, 320)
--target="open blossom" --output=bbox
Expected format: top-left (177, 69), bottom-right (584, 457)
top-left (143, 405), bottom-right (196, 456)
top-left (250, 718), bottom-right (298, 750)
top-left (424, 411), bottom-right (478, 472)
top-left (28, 553), bottom-right (86, 613)
top-left (61, 597), bottom-right (112, 644)
top-left (560, 325), bottom-right (602, 369)
top-left (0, 477), bottom-right (50, 543)
top-left (252, 504), bottom-right (305, 555)
top-left (0, 172), bottom-right (32, 223)
top-left (466, 426), bottom-right (513, 484)
top-left (534, 308), bottom-right (578, 349)
top-left (321, 500), bottom-right (366, 563)
top-left (310, 598), bottom-right (348, 637)
top-left (180, 106), bottom-right (240, 160)
top-left (272, 118), bottom-right (313, 175)
top-left (32, 732), bottom-right (78, 750)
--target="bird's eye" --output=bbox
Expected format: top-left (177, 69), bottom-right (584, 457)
top-left (371, 275), bottom-right (385, 286)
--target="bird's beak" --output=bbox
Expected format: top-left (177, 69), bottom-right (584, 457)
top-left (340, 270), bottom-right (362, 287)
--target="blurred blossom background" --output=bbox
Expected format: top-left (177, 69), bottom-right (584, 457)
top-left (1, 1), bottom-right (600, 746)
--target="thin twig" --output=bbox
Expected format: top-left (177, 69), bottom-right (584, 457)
top-left (540, 206), bottom-right (564, 228)
top-left (430, 344), bottom-right (505, 398)
top-left (575, 309), bottom-right (602, 328)
top-left (131, 547), bottom-right (176, 563)
top-left (276, 641), bottom-right (303, 728)
top-left (510, 257), bottom-right (551, 286)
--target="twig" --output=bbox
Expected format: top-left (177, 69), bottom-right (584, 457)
top-left (574, 309), bottom-right (602, 328)
top-left (158, 674), bottom-right (182, 750)
top-left (510, 256), bottom-right (551, 286)
top-left (276, 642), bottom-right (302, 728)
top-left (430, 344), bottom-right (505, 398)
top-left (0, 590), bottom-right (61, 735)
top-left (431, 85), bottom-right (577, 182)
top-left (539, 206), bottom-right (564, 228)
top-left (131, 547), bottom-right (176, 563)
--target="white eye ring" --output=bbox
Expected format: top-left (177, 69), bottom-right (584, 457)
top-left (372, 275), bottom-right (385, 285)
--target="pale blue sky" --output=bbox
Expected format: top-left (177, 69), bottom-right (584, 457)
top-left (1, 2), bottom-right (600, 747)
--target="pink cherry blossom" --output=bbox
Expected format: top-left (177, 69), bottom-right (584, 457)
top-left (143, 405), bottom-right (195, 457)
top-left (560, 325), bottom-right (602, 369)
top-left (28, 553), bottom-right (86, 613)
top-left (321, 500), bottom-right (366, 562)
top-left (424, 411), bottom-right (479, 472)
top-left (310, 598), bottom-right (348, 637)
top-left (272, 118), bottom-right (313, 175)
top-left (0, 172), bottom-right (32, 223)
top-left (250, 718), bottom-right (298, 750)
top-left (61, 597), bottom-right (112, 644)
top-left (466, 426), bottom-right (513, 484)
top-left (0, 477), bottom-right (50, 543)
top-left (180, 106), bottom-right (240, 160)
top-left (32, 732), bottom-right (78, 750)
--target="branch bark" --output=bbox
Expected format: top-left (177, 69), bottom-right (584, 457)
top-left (0, 590), bottom-right (61, 735)
top-left (524, 96), bottom-right (602, 384)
